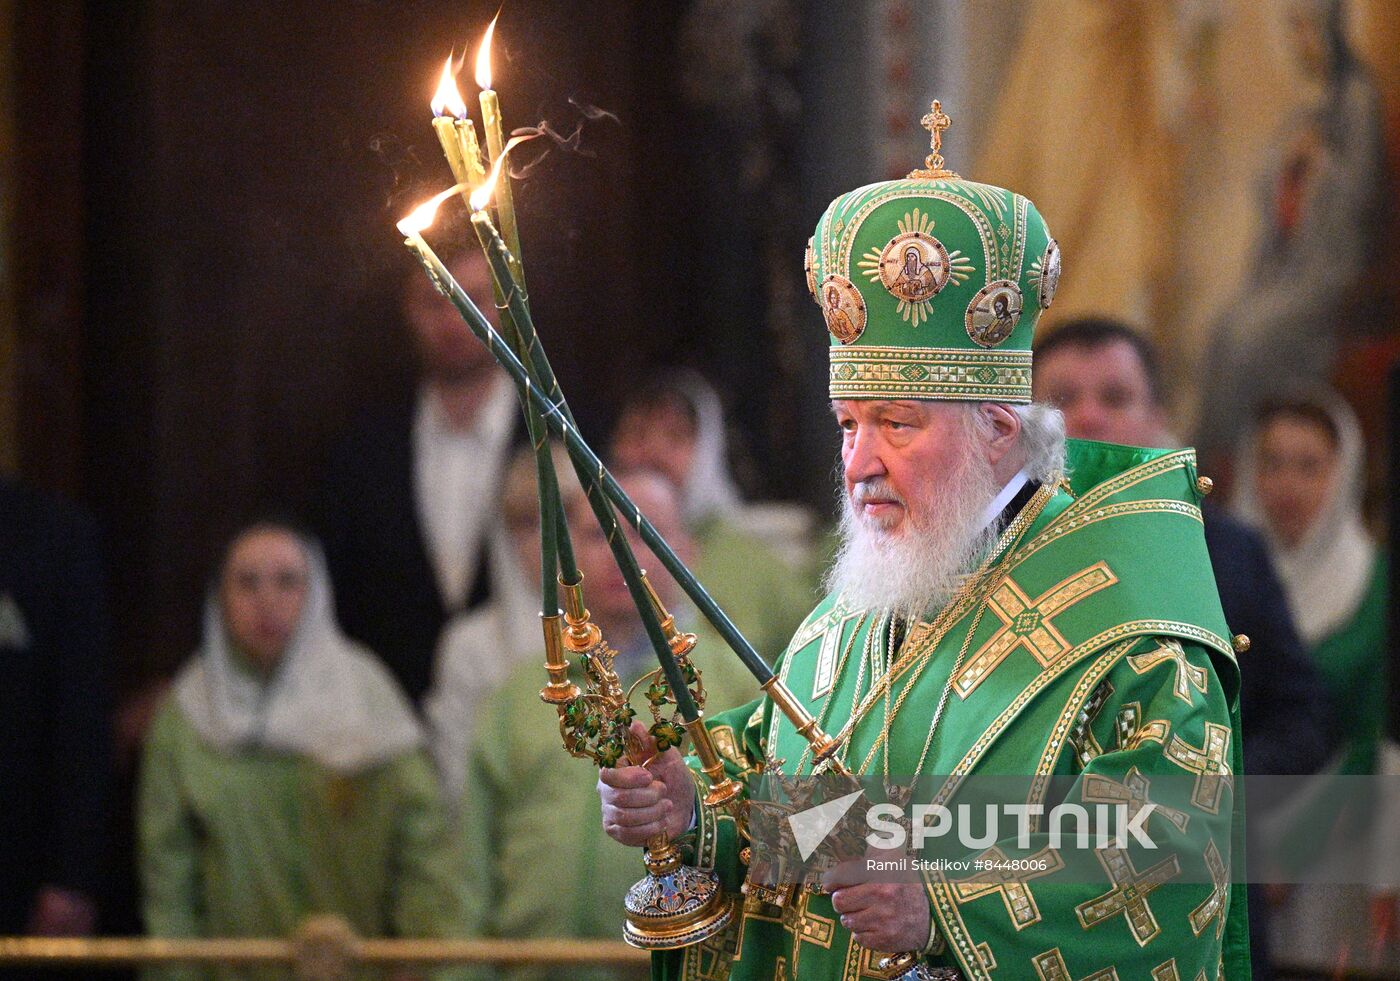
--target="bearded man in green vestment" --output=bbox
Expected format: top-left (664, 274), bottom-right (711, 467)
top-left (598, 107), bottom-right (1251, 980)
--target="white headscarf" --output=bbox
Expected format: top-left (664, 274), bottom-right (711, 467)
top-left (675, 371), bottom-right (742, 526)
top-left (174, 531), bottom-right (423, 773)
top-left (1233, 388), bottom-right (1375, 647)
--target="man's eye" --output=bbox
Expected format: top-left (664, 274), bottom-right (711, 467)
top-left (839, 419), bottom-right (857, 432)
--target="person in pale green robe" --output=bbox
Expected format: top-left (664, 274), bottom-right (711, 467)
top-left (609, 369), bottom-right (819, 654)
top-left (1233, 389), bottom-right (1395, 970)
top-left (455, 467), bottom-right (780, 981)
top-left (138, 522), bottom-right (470, 981)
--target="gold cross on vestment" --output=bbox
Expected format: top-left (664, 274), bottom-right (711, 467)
top-left (1113, 702), bottom-right (1170, 752)
top-left (787, 603), bottom-right (867, 698)
top-left (1165, 722), bottom-right (1234, 814)
top-left (1149, 961), bottom-right (1210, 981)
top-left (954, 562), bottom-right (1118, 698)
top-left (1128, 638), bottom-right (1209, 705)
top-left (1031, 948), bottom-right (1121, 981)
top-left (953, 845), bottom-right (1065, 930)
top-left (1082, 766), bottom-right (1191, 836)
top-left (1189, 840), bottom-right (1230, 941)
top-left (1075, 847), bottom-right (1181, 947)
top-left (1068, 679), bottom-right (1115, 770)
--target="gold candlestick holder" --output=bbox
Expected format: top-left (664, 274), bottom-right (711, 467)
top-left (538, 612), bottom-right (579, 705)
top-left (550, 575), bottom-right (732, 949)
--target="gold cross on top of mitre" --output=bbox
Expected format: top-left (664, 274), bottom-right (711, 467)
top-left (909, 99), bottom-right (960, 180)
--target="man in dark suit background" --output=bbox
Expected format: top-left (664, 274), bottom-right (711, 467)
top-left (1033, 317), bottom-right (1337, 981)
top-left (313, 250), bottom-right (517, 707)
top-left (0, 476), bottom-right (111, 948)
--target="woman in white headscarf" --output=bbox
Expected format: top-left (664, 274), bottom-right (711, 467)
top-left (1233, 389), bottom-right (1396, 971)
top-left (609, 370), bottom-right (818, 668)
top-left (1234, 388), bottom-right (1387, 775)
top-left (138, 521), bottom-right (471, 981)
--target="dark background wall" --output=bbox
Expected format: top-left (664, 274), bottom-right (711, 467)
top-left (7, 0), bottom-right (857, 683)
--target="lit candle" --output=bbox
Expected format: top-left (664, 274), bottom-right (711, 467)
top-left (475, 14), bottom-right (525, 281)
top-left (429, 55), bottom-right (486, 203)
top-left (397, 194), bottom-right (700, 724)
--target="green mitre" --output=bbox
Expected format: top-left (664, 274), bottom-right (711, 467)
top-left (808, 101), bottom-right (1058, 403)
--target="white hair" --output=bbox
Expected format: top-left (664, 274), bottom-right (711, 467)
top-left (1012, 402), bottom-right (1068, 486)
top-left (823, 400), bottom-right (1067, 620)
top-left (825, 406), bottom-right (1000, 620)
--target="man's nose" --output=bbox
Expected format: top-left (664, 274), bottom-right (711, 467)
top-left (1066, 404), bottom-right (1107, 442)
top-left (843, 427), bottom-right (887, 484)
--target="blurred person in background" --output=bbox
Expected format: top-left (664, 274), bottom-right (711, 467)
top-left (314, 250), bottom-right (518, 708)
top-left (1234, 391), bottom-right (1387, 749)
top-left (455, 464), bottom-right (764, 980)
top-left (0, 476), bottom-right (111, 956)
top-left (1232, 389), bottom-right (1394, 972)
top-left (1034, 318), bottom-right (1337, 980)
top-left (138, 521), bottom-right (468, 981)
top-left (1194, 0), bottom-right (1388, 465)
top-left (424, 445), bottom-right (561, 812)
top-left (610, 370), bottom-right (817, 658)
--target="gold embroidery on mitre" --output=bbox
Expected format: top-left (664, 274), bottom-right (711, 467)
top-left (1075, 847), bottom-right (1181, 947)
top-left (965, 279), bottom-right (1023, 348)
top-left (855, 208), bottom-right (974, 327)
top-left (829, 346), bottom-right (1032, 402)
top-left (820, 274), bottom-right (866, 345)
top-left (1028, 238), bottom-right (1061, 309)
top-left (804, 238), bottom-right (819, 304)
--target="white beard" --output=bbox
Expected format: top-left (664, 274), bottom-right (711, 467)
top-left (824, 424), bottom-right (1002, 621)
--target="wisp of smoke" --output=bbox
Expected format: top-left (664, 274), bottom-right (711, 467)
top-left (505, 99), bottom-right (623, 178)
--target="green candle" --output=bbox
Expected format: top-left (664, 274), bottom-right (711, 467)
top-left (398, 215), bottom-right (700, 722)
top-left (400, 209), bottom-right (849, 766)
top-left (467, 207), bottom-right (774, 685)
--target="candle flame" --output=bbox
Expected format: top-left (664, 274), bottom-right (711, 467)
top-left (468, 133), bottom-right (536, 212)
top-left (397, 183), bottom-right (467, 236)
top-left (475, 13), bottom-right (498, 91)
top-left (431, 54), bottom-right (469, 118)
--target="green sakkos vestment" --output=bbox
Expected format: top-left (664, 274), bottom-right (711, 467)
top-left (657, 441), bottom-right (1250, 981)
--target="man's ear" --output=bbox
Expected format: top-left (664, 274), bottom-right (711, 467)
top-left (979, 403), bottom-right (1022, 469)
